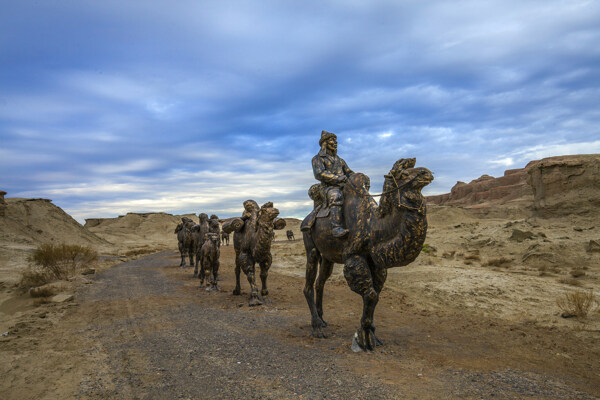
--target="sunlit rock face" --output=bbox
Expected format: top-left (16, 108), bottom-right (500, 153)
top-left (426, 154), bottom-right (600, 218)
top-left (527, 154), bottom-right (600, 217)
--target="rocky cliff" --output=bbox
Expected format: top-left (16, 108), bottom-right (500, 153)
top-left (426, 154), bottom-right (600, 218)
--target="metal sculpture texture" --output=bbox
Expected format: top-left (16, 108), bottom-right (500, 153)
top-left (175, 217), bottom-right (195, 268)
top-left (286, 230), bottom-right (295, 240)
top-left (192, 213), bottom-right (209, 277)
top-left (222, 200), bottom-right (286, 306)
top-left (302, 131), bottom-right (433, 351)
top-left (199, 233), bottom-right (220, 290)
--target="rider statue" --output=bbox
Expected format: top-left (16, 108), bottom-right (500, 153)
top-left (311, 130), bottom-right (354, 238)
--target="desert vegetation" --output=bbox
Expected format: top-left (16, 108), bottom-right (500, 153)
top-left (18, 243), bottom-right (97, 288)
top-left (556, 290), bottom-right (597, 318)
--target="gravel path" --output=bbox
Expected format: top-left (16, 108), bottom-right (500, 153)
top-left (69, 251), bottom-right (597, 399)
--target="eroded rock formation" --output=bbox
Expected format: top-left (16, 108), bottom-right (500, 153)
top-left (426, 154), bottom-right (600, 218)
top-left (0, 191), bottom-right (6, 217)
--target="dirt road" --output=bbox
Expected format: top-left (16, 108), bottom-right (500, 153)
top-left (1, 246), bottom-right (598, 399)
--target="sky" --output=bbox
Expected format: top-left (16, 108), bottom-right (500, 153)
top-left (1, 0), bottom-right (599, 224)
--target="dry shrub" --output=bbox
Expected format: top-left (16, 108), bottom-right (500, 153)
top-left (29, 286), bottom-right (55, 298)
top-left (18, 268), bottom-right (50, 288)
top-left (484, 257), bottom-right (512, 268)
top-left (442, 251), bottom-right (456, 259)
top-left (556, 290), bottom-right (596, 318)
top-left (27, 243), bottom-right (97, 281)
top-left (33, 297), bottom-right (51, 306)
top-left (570, 269), bottom-right (586, 278)
top-left (559, 278), bottom-right (583, 287)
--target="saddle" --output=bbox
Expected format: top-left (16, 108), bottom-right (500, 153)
top-left (300, 184), bottom-right (332, 232)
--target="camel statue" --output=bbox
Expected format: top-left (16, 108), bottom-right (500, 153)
top-left (221, 231), bottom-right (230, 246)
top-left (192, 213), bottom-right (210, 277)
top-left (286, 230), bottom-right (294, 240)
top-left (199, 232), bottom-right (220, 290)
top-left (174, 217), bottom-right (195, 268)
top-left (209, 215), bottom-right (221, 244)
top-left (302, 158), bottom-right (433, 351)
top-left (222, 200), bottom-right (286, 306)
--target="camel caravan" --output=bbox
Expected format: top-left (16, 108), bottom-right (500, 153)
top-left (174, 130), bottom-right (433, 351)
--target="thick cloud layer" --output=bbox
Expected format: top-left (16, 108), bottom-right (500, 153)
top-left (1, 1), bottom-right (599, 222)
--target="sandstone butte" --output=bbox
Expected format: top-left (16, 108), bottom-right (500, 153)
top-left (425, 154), bottom-right (600, 218)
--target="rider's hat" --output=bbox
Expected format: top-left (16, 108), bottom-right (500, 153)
top-left (319, 130), bottom-right (337, 146)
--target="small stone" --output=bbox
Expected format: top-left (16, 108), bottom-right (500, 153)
top-left (510, 229), bottom-right (534, 242)
top-left (51, 294), bottom-right (74, 303)
top-left (586, 240), bottom-right (600, 253)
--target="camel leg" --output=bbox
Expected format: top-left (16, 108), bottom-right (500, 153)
top-left (232, 250), bottom-right (242, 295)
top-left (188, 245), bottom-right (194, 268)
top-left (193, 251), bottom-right (200, 278)
top-left (241, 255), bottom-right (261, 306)
top-left (370, 265), bottom-right (387, 346)
top-left (303, 247), bottom-right (327, 338)
top-left (198, 256), bottom-right (206, 287)
top-left (315, 257), bottom-right (334, 327)
top-left (179, 243), bottom-right (186, 268)
top-left (259, 254), bottom-right (272, 297)
top-left (343, 254), bottom-right (378, 351)
top-left (211, 259), bottom-right (220, 290)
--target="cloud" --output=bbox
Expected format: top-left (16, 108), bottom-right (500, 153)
top-left (1, 1), bottom-right (599, 223)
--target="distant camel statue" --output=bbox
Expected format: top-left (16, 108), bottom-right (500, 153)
top-left (286, 230), bottom-right (294, 240)
top-left (175, 217), bottom-right (195, 268)
top-left (192, 213), bottom-right (209, 277)
top-left (199, 233), bottom-right (220, 290)
top-left (221, 231), bottom-right (230, 246)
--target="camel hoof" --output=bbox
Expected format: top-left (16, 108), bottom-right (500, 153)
top-left (232, 288), bottom-right (241, 296)
top-left (248, 296), bottom-right (263, 307)
top-left (352, 329), bottom-right (376, 352)
top-left (311, 329), bottom-right (328, 339)
top-left (261, 289), bottom-right (269, 297)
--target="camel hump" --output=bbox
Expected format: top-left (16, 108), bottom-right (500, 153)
top-left (221, 217), bottom-right (245, 234)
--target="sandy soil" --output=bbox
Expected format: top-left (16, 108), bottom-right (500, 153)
top-left (1, 204), bottom-right (599, 398)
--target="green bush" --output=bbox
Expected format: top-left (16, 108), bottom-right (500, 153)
top-left (27, 243), bottom-right (98, 281)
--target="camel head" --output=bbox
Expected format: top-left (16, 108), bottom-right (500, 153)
top-left (384, 158), bottom-right (417, 183)
top-left (205, 233), bottom-right (219, 245)
top-left (208, 217), bottom-right (220, 231)
top-left (394, 167), bottom-right (434, 210)
top-left (255, 202), bottom-right (280, 231)
top-left (199, 213), bottom-right (209, 223)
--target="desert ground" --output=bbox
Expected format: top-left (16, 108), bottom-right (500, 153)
top-left (1, 155), bottom-right (599, 398)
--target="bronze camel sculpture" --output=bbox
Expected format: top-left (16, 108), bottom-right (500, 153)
top-left (223, 200), bottom-right (286, 306)
top-left (302, 158), bottom-right (433, 351)
top-left (286, 230), bottom-right (295, 240)
top-left (175, 217), bottom-right (195, 268)
top-left (192, 213), bottom-right (209, 277)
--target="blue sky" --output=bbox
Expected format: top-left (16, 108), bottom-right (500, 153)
top-left (1, 1), bottom-right (599, 223)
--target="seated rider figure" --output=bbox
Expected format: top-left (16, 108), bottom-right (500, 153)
top-left (312, 130), bottom-right (354, 238)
